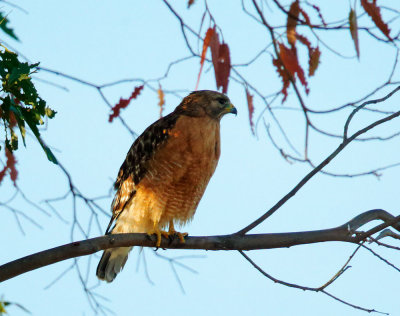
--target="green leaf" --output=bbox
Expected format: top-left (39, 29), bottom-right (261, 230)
top-left (9, 101), bottom-right (27, 146)
top-left (8, 65), bottom-right (30, 84)
top-left (0, 12), bottom-right (19, 41)
top-left (20, 108), bottom-right (58, 164)
top-left (43, 146), bottom-right (58, 164)
top-left (45, 107), bottom-right (57, 118)
top-left (0, 47), bottom-right (57, 163)
top-left (0, 299), bottom-right (31, 315)
top-left (9, 128), bottom-right (18, 150)
top-left (0, 51), bottom-right (38, 101)
top-left (16, 122), bottom-right (26, 146)
top-left (0, 300), bottom-right (7, 314)
top-left (1, 95), bottom-right (11, 118)
top-left (349, 8), bottom-right (360, 59)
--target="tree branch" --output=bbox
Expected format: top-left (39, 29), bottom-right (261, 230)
top-left (238, 244), bottom-right (388, 315)
top-left (237, 85), bottom-right (400, 235)
top-left (1, 208), bottom-right (399, 283)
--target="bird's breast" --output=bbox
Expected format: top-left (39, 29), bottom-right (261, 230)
top-left (137, 115), bottom-right (221, 226)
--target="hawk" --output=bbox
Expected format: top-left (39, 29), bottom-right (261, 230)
top-left (96, 90), bottom-right (237, 282)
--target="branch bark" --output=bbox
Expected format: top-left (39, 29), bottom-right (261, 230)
top-left (1, 209), bottom-right (399, 283)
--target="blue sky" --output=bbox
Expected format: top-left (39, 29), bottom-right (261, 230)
top-left (1, 1), bottom-right (400, 315)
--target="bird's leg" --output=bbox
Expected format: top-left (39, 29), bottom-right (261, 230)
top-left (147, 222), bottom-right (169, 247)
top-left (168, 220), bottom-right (177, 235)
top-left (168, 220), bottom-right (188, 244)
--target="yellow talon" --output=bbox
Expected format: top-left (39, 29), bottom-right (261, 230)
top-left (147, 222), bottom-right (188, 247)
top-left (147, 227), bottom-right (169, 247)
top-left (176, 232), bottom-right (188, 243)
top-left (168, 221), bottom-right (188, 244)
top-left (161, 230), bottom-right (170, 239)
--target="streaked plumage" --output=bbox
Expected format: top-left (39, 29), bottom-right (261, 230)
top-left (96, 90), bottom-right (236, 282)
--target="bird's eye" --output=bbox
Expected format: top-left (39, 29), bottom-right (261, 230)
top-left (217, 97), bottom-right (226, 105)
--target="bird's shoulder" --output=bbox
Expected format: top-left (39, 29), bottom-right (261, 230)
top-left (114, 111), bottom-right (181, 188)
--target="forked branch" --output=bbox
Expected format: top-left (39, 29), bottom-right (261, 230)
top-left (237, 85), bottom-right (400, 235)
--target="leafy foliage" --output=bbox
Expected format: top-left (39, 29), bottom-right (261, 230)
top-left (0, 48), bottom-right (57, 170)
top-left (0, 12), bottom-right (19, 41)
top-left (273, 0), bottom-right (321, 102)
top-left (109, 85), bottom-right (144, 122)
top-left (270, 0), bottom-right (393, 104)
top-left (196, 26), bottom-right (231, 94)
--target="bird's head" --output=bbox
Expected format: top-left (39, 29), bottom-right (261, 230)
top-left (177, 90), bottom-right (237, 120)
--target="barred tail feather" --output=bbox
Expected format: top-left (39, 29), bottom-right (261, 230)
top-left (96, 247), bottom-right (132, 282)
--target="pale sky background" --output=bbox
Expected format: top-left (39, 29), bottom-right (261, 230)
top-left (1, 1), bottom-right (400, 315)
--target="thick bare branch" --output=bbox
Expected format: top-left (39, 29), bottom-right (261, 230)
top-left (1, 208), bottom-right (399, 283)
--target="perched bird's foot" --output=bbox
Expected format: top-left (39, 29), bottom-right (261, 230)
top-left (147, 229), bottom-right (169, 247)
top-left (168, 228), bottom-right (188, 243)
top-left (175, 231), bottom-right (188, 244)
top-left (168, 221), bottom-right (188, 244)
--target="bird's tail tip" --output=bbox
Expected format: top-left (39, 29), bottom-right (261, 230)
top-left (96, 247), bottom-right (131, 282)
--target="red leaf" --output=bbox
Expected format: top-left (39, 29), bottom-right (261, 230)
top-left (299, 8), bottom-right (311, 26)
top-left (187, 0), bottom-right (195, 8)
top-left (296, 34), bottom-right (321, 76)
top-left (246, 89), bottom-right (255, 134)
top-left (0, 148), bottom-right (18, 185)
top-left (7, 149), bottom-right (17, 184)
top-left (296, 33), bottom-right (312, 49)
top-left (272, 58), bottom-right (291, 102)
top-left (361, 0), bottom-right (392, 41)
top-left (287, 1), bottom-right (300, 46)
top-left (273, 43), bottom-right (309, 102)
top-left (9, 112), bottom-right (17, 128)
top-left (308, 47), bottom-right (321, 77)
top-left (210, 31), bottom-right (231, 93)
top-left (196, 27), bottom-right (215, 90)
top-left (216, 43), bottom-right (231, 93)
top-left (109, 85), bottom-right (144, 122)
top-left (349, 8), bottom-right (360, 59)
top-left (210, 28), bottom-right (220, 62)
top-left (279, 43), bottom-right (308, 91)
top-left (157, 84), bottom-right (165, 118)
top-left (0, 165), bottom-right (7, 184)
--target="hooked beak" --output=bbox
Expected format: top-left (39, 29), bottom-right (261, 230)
top-left (225, 103), bottom-right (237, 116)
